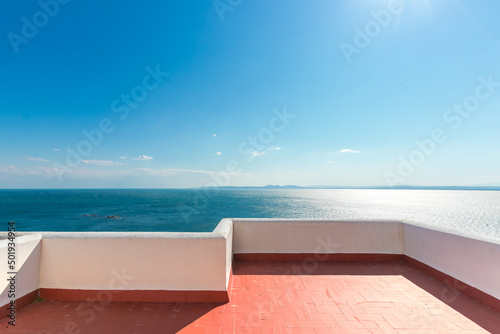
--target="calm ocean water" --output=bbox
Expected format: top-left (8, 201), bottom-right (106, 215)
top-left (1, 189), bottom-right (499, 239)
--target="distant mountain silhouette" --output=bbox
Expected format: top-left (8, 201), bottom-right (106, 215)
top-left (200, 185), bottom-right (500, 191)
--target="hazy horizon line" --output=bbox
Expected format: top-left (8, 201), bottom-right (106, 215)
top-left (1, 185), bottom-right (500, 191)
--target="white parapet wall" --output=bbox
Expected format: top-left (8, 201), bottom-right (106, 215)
top-left (232, 219), bottom-right (404, 255)
top-left (39, 219), bottom-right (233, 293)
top-left (0, 233), bottom-right (42, 308)
top-left (214, 219), bottom-right (233, 286)
top-left (403, 221), bottom-right (500, 302)
top-left (232, 219), bottom-right (500, 306)
top-left (1, 219), bottom-right (499, 308)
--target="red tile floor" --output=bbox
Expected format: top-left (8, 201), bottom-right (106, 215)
top-left (2, 261), bottom-right (499, 333)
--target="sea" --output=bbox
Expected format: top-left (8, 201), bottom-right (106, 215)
top-left (1, 189), bottom-right (500, 239)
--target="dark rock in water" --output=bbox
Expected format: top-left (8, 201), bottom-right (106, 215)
top-left (106, 215), bottom-right (122, 219)
top-left (82, 214), bottom-right (97, 217)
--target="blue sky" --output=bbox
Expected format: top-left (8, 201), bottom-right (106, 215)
top-left (1, 0), bottom-right (500, 188)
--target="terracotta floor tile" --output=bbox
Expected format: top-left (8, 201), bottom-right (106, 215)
top-left (2, 261), bottom-right (499, 333)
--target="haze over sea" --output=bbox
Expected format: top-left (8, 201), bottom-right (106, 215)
top-left (1, 189), bottom-right (499, 239)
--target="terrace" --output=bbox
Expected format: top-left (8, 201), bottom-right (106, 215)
top-left (1, 219), bottom-right (500, 333)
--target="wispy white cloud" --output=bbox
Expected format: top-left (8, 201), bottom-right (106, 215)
top-left (130, 168), bottom-right (249, 177)
top-left (212, 134), bottom-right (217, 138)
top-left (81, 160), bottom-right (125, 166)
top-left (52, 148), bottom-right (61, 152)
top-left (339, 149), bottom-right (360, 153)
top-left (119, 156), bottom-right (127, 160)
top-left (267, 146), bottom-right (281, 151)
top-left (133, 155), bottom-right (154, 161)
top-left (0, 165), bottom-right (250, 179)
top-left (250, 151), bottom-right (266, 157)
top-left (328, 161), bottom-right (334, 164)
top-left (0, 165), bottom-right (17, 172)
top-left (21, 156), bottom-right (50, 163)
top-left (0, 165), bottom-right (54, 176)
top-left (214, 151), bottom-right (222, 156)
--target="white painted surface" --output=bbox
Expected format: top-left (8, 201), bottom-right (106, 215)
top-left (213, 219), bottom-right (233, 289)
top-left (404, 222), bottom-right (500, 301)
top-left (39, 220), bottom-right (233, 291)
top-left (232, 219), bottom-right (403, 255)
top-left (0, 233), bottom-right (42, 306)
top-left (232, 219), bottom-right (500, 301)
top-left (1, 219), bottom-right (498, 304)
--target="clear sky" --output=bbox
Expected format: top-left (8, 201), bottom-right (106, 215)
top-left (1, 0), bottom-right (500, 188)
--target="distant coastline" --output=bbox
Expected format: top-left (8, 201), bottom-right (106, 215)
top-left (201, 185), bottom-right (500, 191)
top-left (1, 186), bottom-right (500, 191)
